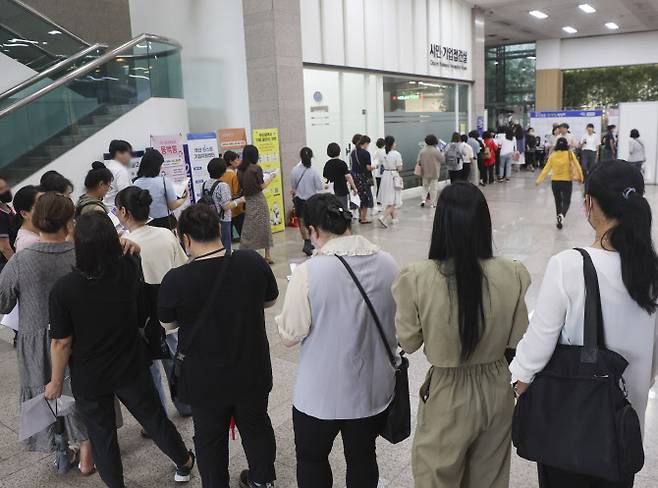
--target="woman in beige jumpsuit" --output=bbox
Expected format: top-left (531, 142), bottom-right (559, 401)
top-left (393, 182), bottom-right (530, 488)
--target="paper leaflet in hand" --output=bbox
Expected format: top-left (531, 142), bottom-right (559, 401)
top-left (19, 394), bottom-right (76, 441)
top-left (172, 178), bottom-right (190, 198)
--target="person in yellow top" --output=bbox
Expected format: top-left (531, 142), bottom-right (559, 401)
top-left (221, 150), bottom-right (245, 241)
top-left (536, 137), bottom-right (584, 230)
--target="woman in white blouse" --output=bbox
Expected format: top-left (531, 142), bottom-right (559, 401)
top-left (378, 135), bottom-right (404, 228)
top-left (511, 161), bottom-right (658, 488)
top-left (628, 129), bottom-right (646, 175)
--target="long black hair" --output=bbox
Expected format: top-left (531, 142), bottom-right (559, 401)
top-left (384, 135), bottom-right (395, 154)
top-left (554, 137), bottom-right (569, 152)
top-left (74, 212), bottom-right (123, 279)
top-left (586, 161), bottom-right (658, 313)
top-left (238, 145), bottom-right (259, 172)
top-left (429, 182), bottom-right (493, 361)
top-left (135, 148), bottom-right (164, 179)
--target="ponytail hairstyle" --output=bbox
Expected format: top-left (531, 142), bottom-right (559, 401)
top-left (303, 193), bottom-right (352, 236)
top-left (12, 185), bottom-right (40, 230)
top-left (300, 147), bottom-right (313, 168)
top-left (84, 161), bottom-right (113, 189)
top-left (384, 135), bottom-right (395, 154)
top-left (115, 186), bottom-right (153, 222)
top-left (351, 133), bottom-right (362, 146)
top-left (586, 161), bottom-right (658, 313)
top-left (358, 135), bottom-right (371, 147)
top-left (429, 182), bottom-right (494, 361)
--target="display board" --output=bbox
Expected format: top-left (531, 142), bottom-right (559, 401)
top-left (618, 102), bottom-right (658, 184)
top-left (530, 110), bottom-right (603, 147)
top-left (218, 128), bottom-right (248, 156)
top-left (185, 132), bottom-right (220, 203)
top-left (150, 134), bottom-right (192, 205)
top-left (253, 128), bottom-right (285, 234)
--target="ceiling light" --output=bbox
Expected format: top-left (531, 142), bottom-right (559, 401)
top-left (529, 10), bottom-right (548, 19)
top-left (527, 55), bottom-right (536, 60)
top-left (605, 22), bottom-right (619, 30)
top-left (578, 4), bottom-right (596, 14)
top-left (48, 30), bottom-right (62, 35)
top-left (563, 26), bottom-right (578, 34)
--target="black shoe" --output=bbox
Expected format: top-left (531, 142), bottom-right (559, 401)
top-left (302, 239), bottom-right (314, 257)
top-left (175, 451), bottom-right (195, 483)
top-left (557, 214), bottom-right (564, 230)
top-left (239, 470), bottom-right (275, 488)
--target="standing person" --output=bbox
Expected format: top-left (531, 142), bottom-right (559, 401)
top-left (602, 125), bottom-right (617, 161)
top-left (393, 182), bottom-right (530, 488)
top-left (158, 204), bottom-right (279, 488)
top-left (0, 193), bottom-right (94, 474)
top-left (482, 132), bottom-right (498, 186)
top-left (467, 130), bottom-right (482, 183)
top-left (378, 136), bottom-right (403, 229)
top-left (498, 129), bottom-right (516, 182)
top-left (373, 137), bottom-right (386, 204)
top-left (536, 137), bottom-right (584, 230)
top-left (276, 193), bottom-right (398, 488)
top-left (222, 150), bottom-right (245, 242)
top-left (558, 123), bottom-right (579, 150)
top-left (40, 172), bottom-right (74, 198)
top-left (12, 185), bottom-right (41, 251)
top-left (75, 161), bottom-right (114, 217)
top-left (103, 140), bottom-right (133, 211)
top-left (238, 144), bottom-right (275, 264)
top-left (546, 125), bottom-right (560, 155)
top-left (45, 212), bottom-right (195, 487)
top-left (511, 161), bottom-right (658, 488)
top-left (459, 134), bottom-right (475, 182)
top-left (0, 175), bottom-right (14, 270)
top-left (350, 135), bottom-right (375, 224)
top-left (515, 124), bottom-right (526, 167)
top-left (417, 134), bottom-right (444, 207)
top-left (133, 149), bottom-right (188, 230)
top-left (115, 186), bottom-right (192, 418)
top-left (323, 142), bottom-right (357, 212)
top-left (525, 127), bottom-right (538, 172)
top-left (444, 132), bottom-right (465, 183)
top-left (580, 123), bottom-right (599, 176)
top-left (291, 147), bottom-right (324, 256)
top-left (203, 158), bottom-right (246, 255)
top-left (628, 129), bottom-right (646, 174)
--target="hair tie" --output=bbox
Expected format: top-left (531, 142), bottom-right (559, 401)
top-left (622, 187), bottom-right (637, 200)
top-left (326, 203), bottom-right (352, 221)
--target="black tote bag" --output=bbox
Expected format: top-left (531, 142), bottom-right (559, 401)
top-left (336, 255), bottom-right (411, 444)
top-left (512, 248), bottom-right (644, 482)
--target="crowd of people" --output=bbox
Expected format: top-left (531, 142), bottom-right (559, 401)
top-left (0, 126), bottom-right (654, 488)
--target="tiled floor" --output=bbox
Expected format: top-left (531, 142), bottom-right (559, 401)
top-left (0, 172), bottom-right (657, 487)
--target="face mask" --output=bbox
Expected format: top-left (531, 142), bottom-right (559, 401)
top-left (0, 190), bottom-right (12, 203)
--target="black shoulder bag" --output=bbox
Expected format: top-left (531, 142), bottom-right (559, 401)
top-left (512, 248), bottom-right (644, 482)
top-left (169, 255), bottom-right (231, 399)
top-left (336, 255), bottom-right (411, 444)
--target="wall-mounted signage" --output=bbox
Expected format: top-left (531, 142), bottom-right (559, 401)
top-left (429, 43), bottom-right (468, 70)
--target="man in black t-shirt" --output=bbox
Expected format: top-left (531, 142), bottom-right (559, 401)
top-left (323, 142), bottom-right (356, 212)
top-left (159, 204), bottom-right (278, 488)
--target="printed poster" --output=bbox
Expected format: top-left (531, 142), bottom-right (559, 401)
top-left (150, 134), bottom-right (192, 204)
top-left (218, 128), bottom-right (247, 156)
top-left (185, 132), bottom-right (219, 203)
top-left (530, 110), bottom-right (603, 148)
top-left (252, 128), bottom-right (285, 234)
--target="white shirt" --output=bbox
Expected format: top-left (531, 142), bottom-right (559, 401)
top-left (460, 141), bottom-right (474, 162)
top-left (103, 160), bottom-right (132, 208)
top-left (581, 133), bottom-right (599, 151)
top-left (372, 148), bottom-right (386, 174)
top-left (499, 138), bottom-right (516, 156)
top-left (629, 138), bottom-right (646, 163)
top-left (510, 248), bottom-right (658, 431)
top-left (123, 225), bottom-right (188, 284)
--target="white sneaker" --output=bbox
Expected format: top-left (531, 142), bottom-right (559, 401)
top-left (391, 218), bottom-right (400, 225)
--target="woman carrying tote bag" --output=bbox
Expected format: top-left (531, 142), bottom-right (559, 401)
top-left (511, 161), bottom-right (658, 487)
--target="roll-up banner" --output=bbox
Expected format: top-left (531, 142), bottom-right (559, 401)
top-left (185, 132), bottom-right (220, 203)
top-left (253, 128), bottom-right (285, 234)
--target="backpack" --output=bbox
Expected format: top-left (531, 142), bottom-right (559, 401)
top-left (445, 143), bottom-right (462, 170)
top-left (199, 180), bottom-right (224, 219)
top-left (483, 143), bottom-right (492, 160)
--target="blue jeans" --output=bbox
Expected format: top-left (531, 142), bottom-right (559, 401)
top-left (149, 332), bottom-right (192, 417)
top-left (220, 220), bottom-right (232, 255)
top-left (499, 153), bottom-right (513, 179)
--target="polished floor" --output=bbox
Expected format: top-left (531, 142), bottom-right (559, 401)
top-left (0, 173), bottom-right (657, 487)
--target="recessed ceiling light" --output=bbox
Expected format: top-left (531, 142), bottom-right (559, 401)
top-left (527, 55), bottom-right (536, 60)
top-left (605, 22), bottom-right (620, 30)
top-left (529, 10), bottom-right (548, 19)
top-left (563, 26), bottom-right (578, 34)
top-left (578, 4), bottom-right (596, 14)
top-left (48, 30), bottom-right (62, 35)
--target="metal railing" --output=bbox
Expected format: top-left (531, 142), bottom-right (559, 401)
top-left (7, 0), bottom-right (90, 47)
top-left (0, 33), bottom-right (182, 120)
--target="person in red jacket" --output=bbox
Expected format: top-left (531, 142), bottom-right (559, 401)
top-left (481, 132), bottom-right (498, 186)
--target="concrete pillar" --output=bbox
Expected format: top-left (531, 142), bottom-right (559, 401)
top-left (536, 70), bottom-right (564, 111)
top-left (471, 8), bottom-right (486, 128)
top-left (242, 0), bottom-right (306, 215)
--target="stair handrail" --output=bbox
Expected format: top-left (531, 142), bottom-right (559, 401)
top-left (0, 43), bottom-right (106, 102)
top-left (0, 33), bottom-right (182, 120)
top-left (7, 0), bottom-right (91, 47)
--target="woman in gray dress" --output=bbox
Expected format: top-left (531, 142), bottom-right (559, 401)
top-left (0, 192), bottom-right (94, 473)
top-left (238, 145), bottom-right (275, 264)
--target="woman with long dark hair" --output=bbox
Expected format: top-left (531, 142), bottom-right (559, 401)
top-left (350, 134), bottom-right (375, 224)
top-left (393, 182), bottom-right (531, 488)
top-left (377, 135), bottom-right (403, 228)
top-left (511, 162), bottom-right (658, 488)
top-left (238, 144), bottom-right (275, 264)
top-left (290, 147), bottom-right (324, 255)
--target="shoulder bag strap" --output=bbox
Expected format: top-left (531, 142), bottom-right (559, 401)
top-left (295, 167), bottom-right (309, 189)
top-left (574, 248), bottom-right (605, 363)
top-left (336, 255), bottom-right (396, 368)
top-left (163, 176), bottom-right (173, 218)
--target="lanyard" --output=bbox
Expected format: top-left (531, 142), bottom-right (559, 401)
top-left (192, 248), bottom-right (225, 262)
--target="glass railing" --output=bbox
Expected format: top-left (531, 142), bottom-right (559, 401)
top-left (0, 35), bottom-right (183, 184)
top-left (0, 0), bottom-right (90, 72)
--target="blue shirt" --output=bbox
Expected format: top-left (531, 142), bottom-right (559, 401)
top-left (290, 164), bottom-right (324, 201)
top-left (134, 176), bottom-right (177, 219)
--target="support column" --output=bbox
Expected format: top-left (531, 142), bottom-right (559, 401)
top-left (536, 69), bottom-right (564, 111)
top-left (471, 8), bottom-right (486, 128)
top-left (242, 0), bottom-right (306, 216)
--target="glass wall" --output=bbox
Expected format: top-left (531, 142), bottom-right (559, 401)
top-left (485, 43), bottom-right (536, 129)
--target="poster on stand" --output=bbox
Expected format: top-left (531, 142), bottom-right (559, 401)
top-left (185, 133), bottom-right (219, 203)
top-left (218, 128), bottom-right (248, 156)
top-left (150, 134), bottom-right (192, 205)
top-left (253, 128), bottom-right (285, 234)
top-left (530, 110), bottom-right (603, 147)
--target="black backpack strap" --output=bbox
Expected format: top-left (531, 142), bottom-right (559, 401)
top-left (574, 248), bottom-right (605, 363)
top-left (336, 255), bottom-right (397, 368)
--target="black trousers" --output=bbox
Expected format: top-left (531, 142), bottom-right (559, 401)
top-left (525, 150), bottom-right (537, 168)
top-left (191, 393), bottom-right (276, 488)
top-left (293, 407), bottom-right (387, 488)
top-left (551, 181), bottom-right (573, 217)
top-left (538, 464), bottom-right (634, 488)
top-left (461, 162), bottom-right (471, 181)
top-left (75, 368), bottom-right (190, 488)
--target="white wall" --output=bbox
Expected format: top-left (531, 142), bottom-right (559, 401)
top-left (301, 0), bottom-right (473, 81)
top-left (15, 98), bottom-right (190, 197)
top-left (129, 0), bottom-right (251, 135)
top-left (0, 53), bottom-right (37, 92)
top-left (537, 31), bottom-right (658, 70)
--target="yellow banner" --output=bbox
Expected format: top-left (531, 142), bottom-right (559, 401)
top-left (253, 128), bottom-right (285, 234)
